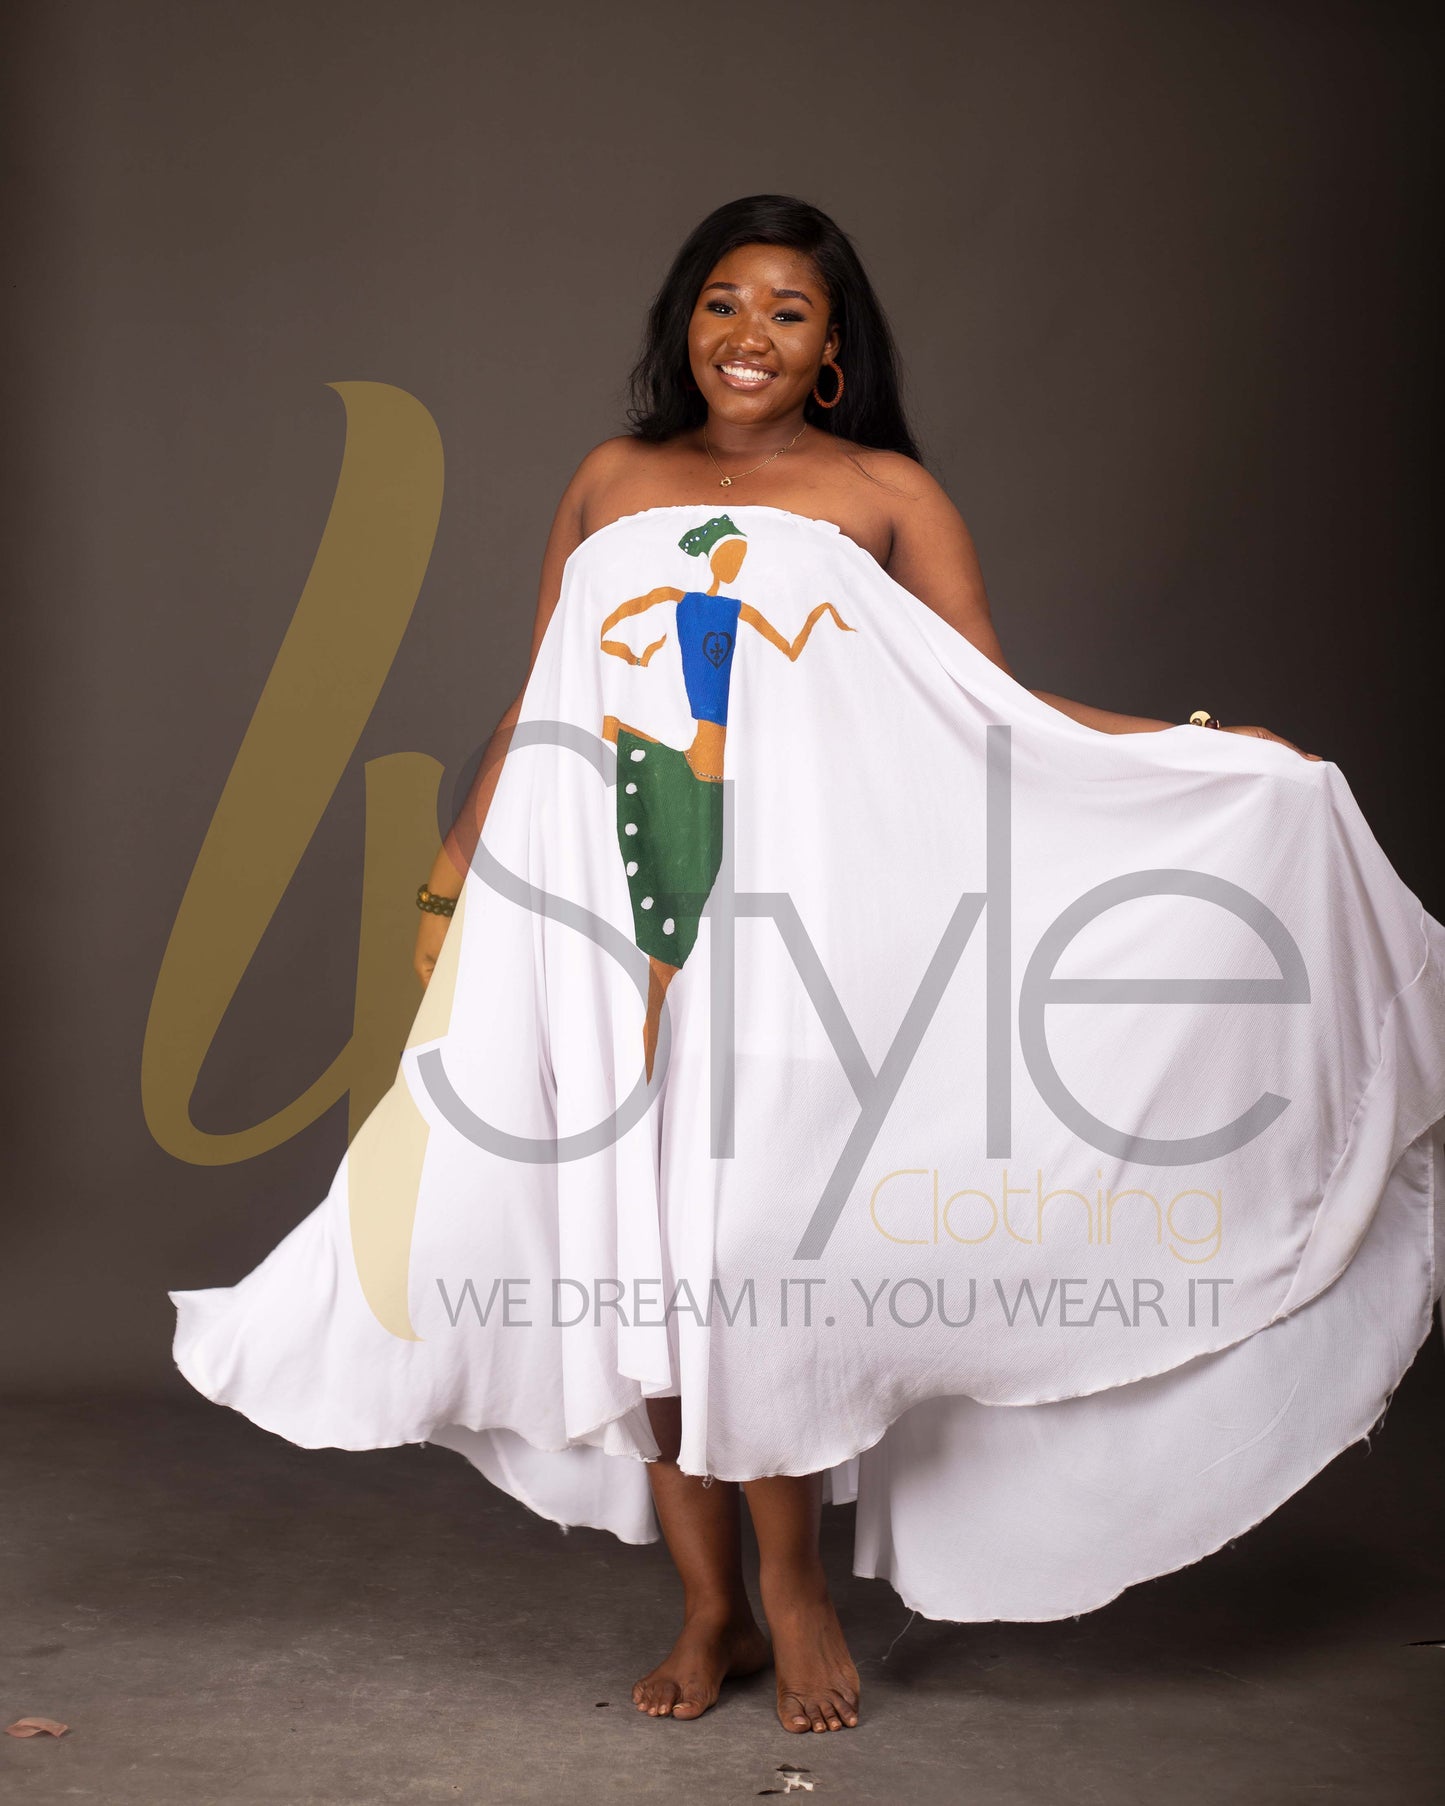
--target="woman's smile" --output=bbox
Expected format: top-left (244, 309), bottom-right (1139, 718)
top-left (716, 360), bottom-right (779, 391)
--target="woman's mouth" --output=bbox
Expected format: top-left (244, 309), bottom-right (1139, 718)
top-left (715, 362), bottom-right (778, 392)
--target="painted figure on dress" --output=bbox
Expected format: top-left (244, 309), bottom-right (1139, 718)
top-left (599, 514), bottom-right (854, 1080)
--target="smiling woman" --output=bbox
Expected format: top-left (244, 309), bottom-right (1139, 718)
top-left (627, 195), bottom-right (915, 454)
top-left (169, 193), bottom-right (1444, 1744)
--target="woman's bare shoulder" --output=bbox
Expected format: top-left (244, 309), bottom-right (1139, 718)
top-left (558, 434), bottom-right (632, 501)
top-left (845, 445), bottom-right (950, 512)
top-left (568, 435), bottom-right (679, 530)
top-left (850, 450), bottom-right (989, 633)
top-left (577, 434), bottom-right (647, 473)
top-left (827, 442), bottom-right (965, 558)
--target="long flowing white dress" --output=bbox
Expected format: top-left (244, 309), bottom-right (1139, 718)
top-left (170, 504), bottom-right (1445, 1622)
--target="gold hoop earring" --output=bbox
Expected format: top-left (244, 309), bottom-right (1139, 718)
top-left (812, 357), bottom-right (844, 409)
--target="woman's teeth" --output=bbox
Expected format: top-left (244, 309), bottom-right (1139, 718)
top-left (719, 363), bottom-right (776, 386)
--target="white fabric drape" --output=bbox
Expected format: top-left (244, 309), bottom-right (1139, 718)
top-left (171, 504), bottom-right (1445, 1621)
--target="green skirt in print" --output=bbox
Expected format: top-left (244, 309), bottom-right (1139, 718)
top-left (615, 727), bottom-right (723, 968)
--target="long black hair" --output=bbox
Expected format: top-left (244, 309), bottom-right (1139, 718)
top-left (627, 194), bottom-right (922, 462)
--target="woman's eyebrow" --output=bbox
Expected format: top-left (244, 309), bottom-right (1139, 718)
top-left (702, 281), bottom-right (815, 304)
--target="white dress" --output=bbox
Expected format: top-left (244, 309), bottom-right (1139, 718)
top-left (170, 504), bottom-right (1445, 1622)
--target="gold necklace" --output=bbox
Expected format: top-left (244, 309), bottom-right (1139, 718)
top-left (703, 420), bottom-right (808, 487)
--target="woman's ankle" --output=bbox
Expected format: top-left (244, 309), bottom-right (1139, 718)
top-left (680, 1589), bottom-right (758, 1631)
top-left (758, 1554), bottom-right (831, 1613)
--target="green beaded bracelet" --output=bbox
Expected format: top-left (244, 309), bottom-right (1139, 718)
top-left (416, 883), bottom-right (457, 918)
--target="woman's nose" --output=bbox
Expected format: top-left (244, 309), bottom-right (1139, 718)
top-left (728, 315), bottom-right (773, 353)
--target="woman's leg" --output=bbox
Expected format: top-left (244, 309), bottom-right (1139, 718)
top-left (743, 1473), bottom-right (860, 1733)
top-left (632, 1397), bottom-right (771, 1719)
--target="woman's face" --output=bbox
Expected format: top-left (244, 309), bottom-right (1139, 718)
top-left (687, 242), bottom-right (840, 425)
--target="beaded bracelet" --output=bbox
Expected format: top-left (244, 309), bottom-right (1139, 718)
top-left (416, 883), bottom-right (457, 918)
top-left (1188, 709), bottom-right (1224, 729)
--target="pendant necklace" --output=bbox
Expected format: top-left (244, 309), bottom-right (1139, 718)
top-left (703, 420), bottom-right (808, 487)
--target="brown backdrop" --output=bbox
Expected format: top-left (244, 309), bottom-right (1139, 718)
top-left (3, 0), bottom-right (1440, 1391)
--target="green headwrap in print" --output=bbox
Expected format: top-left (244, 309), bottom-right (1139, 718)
top-left (678, 514), bottom-right (746, 558)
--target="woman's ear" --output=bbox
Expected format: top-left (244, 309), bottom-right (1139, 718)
top-left (824, 323), bottom-right (842, 362)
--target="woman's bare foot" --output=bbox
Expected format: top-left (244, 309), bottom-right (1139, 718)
top-left (631, 1611), bottom-right (772, 1720)
top-left (762, 1567), bottom-right (860, 1733)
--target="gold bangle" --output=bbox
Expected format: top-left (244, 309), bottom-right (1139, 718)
top-left (416, 883), bottom-right (457, 918)
top-left (1188, 709), bottom-right (1224, 729)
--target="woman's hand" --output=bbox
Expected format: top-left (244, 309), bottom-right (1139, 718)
top-left (413, 909), bottom-right (451, 988)
top-left (1222, 725), bottom-right (1323, 761)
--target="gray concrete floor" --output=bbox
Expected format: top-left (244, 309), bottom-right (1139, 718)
top-left (3, 1338), bottom-right (1444, 1806)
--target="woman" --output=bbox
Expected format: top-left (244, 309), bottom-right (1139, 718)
top-left (175, 195), bottom-right (1441, 1742)
top-left (412, 194), bottom-right (1319, 1733)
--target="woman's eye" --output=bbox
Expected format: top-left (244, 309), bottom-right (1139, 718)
top-left (705, 301), bottom-right (734, 315)
top-left (774, 311), bottom-right (804, 324)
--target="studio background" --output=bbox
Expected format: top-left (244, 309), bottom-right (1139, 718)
top-left (4, 0), bottom-right (1439, 1392)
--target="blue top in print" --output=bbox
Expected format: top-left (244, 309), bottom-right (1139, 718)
top-left (676, 591), bottom-right (742, 726)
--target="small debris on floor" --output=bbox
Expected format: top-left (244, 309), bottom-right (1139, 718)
top-left (6, 1717), bottom-right (69, 1738)
top-left (759, 1765), bottom-right (816, 1794)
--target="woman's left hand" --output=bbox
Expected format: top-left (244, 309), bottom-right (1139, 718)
top-left (1222, 725), bottom-right (1323, 761)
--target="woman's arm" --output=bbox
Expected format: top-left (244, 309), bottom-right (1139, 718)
top-left (413, 452), bottom-right (595, 983)
top-left (882, 467), bottom-right (1174, 732)
top-left (1025, 690), bottom-right (1174, 734)
top-left (882, 463), bottom-right (1317, 755)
